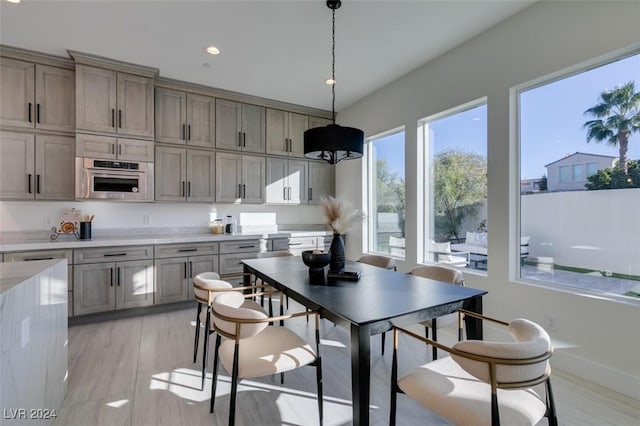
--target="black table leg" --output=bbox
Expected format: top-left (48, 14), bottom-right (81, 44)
top-left (351, 323), bottom-right (371, 425)
top-left (463, 295), bottom-right (483, 340)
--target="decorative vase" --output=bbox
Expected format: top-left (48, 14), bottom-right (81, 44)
top-left (329, 233), bottom-right (345, 272)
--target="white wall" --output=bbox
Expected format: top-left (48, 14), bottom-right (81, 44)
top-left (337, 1), bottom-right (640, 398)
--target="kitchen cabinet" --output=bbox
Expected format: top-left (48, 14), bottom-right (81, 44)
top-left (308, 161), bottom-right (334, 204)
top-left (3, 249), bottom-right (74, 317)
top-left (219, 239), bottom-right (261, 285)
top-left (266, 109), bottom-right (308, 157)
top-left (154, 242), bottom-right (219, 304)
top-left (286, 235), bottom-right (332, 255)
top-left (73, 246), bottom-right (154, 315)
top-left (75, 64), bottom-right (154, 138)
top-left (155, 88), bottom-right (215, 148)
top-left (215, 99), bottom-right (265, 153)
top-left (155, 146), bottom-right (215, 202)
top-left (0, 131), bottom-right (75, 200)
top-left (76, 133), bottom-right (154, 162)
top-left (308, 116), bottom-right (331, 130)
top-left (215, 152), bottom-right (265, 203)
top-left (265, 158), bottom-right (308, 204)
top-left (0, 58), bottom-right (75, 132)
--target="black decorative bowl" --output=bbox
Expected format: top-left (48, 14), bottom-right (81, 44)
top-left (301, 250), bottom-right (331, 272)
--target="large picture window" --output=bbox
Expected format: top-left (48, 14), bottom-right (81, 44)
top-left (420, 101), bottom-right (487, 270)
top-left (366, 129), bottom-right (405, 258)
top-left (518, 51), bottom-right (640, 300)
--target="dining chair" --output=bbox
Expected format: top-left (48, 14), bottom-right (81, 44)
top-left (256, 250), bottom-right (293, 309)
top-left (390, 310), bottom-right (558, 426)
top-left (409, 265), bottom-right (464, 360)
top-left (192, 272), bottom-right (272, 389)
top-left (358, 254), bottom-right (397, 355)
top-left (209, 291), bottom-right (323, 426)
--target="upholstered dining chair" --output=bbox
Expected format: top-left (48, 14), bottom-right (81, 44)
top-left (390, 310), bottom-right (558, 426)
top-left (192, 272), bottom-right (272, 389)
top-left (209, 291), bottom-right (323, 426)
top-left (409, 265), bottom-right (465, 360)
top-left (358, 254), bottom-right (397, 355)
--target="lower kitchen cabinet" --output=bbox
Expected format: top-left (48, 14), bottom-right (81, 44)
top-left (73, 259), bottom-right (154, 315)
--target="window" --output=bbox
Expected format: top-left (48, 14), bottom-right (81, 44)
top-left (518, 51), bottom-right (640, 300)
top-left (420, 100), bottom-right (487, 270)
top-left (366, 129), bottom-right (405, 258)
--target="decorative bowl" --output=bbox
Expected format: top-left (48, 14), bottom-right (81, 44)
top-left (301, 250), bottom-right (331, 271)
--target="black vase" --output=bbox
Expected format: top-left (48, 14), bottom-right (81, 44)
top-left (329, 233), bottom-right (345, 272)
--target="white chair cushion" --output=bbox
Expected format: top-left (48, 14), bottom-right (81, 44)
top-left (219, 326), bottom-right (317, 379)
top-left (213, 292), bottom-right (269, 339)
top-left (452, 319), bottom-right (551, 384)
top-left (398, 356), bottom-right (546, 426)
top-left (194, 272), bottom-right (229, 300)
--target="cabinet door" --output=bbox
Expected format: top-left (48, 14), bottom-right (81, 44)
top-left (154, 257), bottom-right (189, 304)
top-left (288, 160), bottom-right (309, 204)
top-left (0, 58), bottom-right (34, 129)
top-left (308, 116), bottom-right (331, 129)
top-left (116, 259), bottom-right (154, 309)
top-left (74, 262), bottom-right (116, 315)
top-left (265, 157), bottom-right (288, 203)
top-left (215, 99), bottom-right (242, 151)
top-left (187, 255), bottom-right (219, 300)
top-left (308, 161), bottom-right (334, 204)
top-left (155, 146), bottom-right (187, 201)
top-left (76, 65), bottom-right (117, 134)
top-left (35, 65), bottom-right (75, 132)
top-left (187, 93), bottom-right (215, 148)
top-left (118, 138), bottom-right (154, 162)
top-left (215, 152), bottom-right (242, 202)
top-left (241, 104), bottom-right (266, 153)
top-left (117, 72), bottom-right (154, 138)
top-left (0, 131), bottom-right (35, 200)
top-left (35, 134), bottom-right (75, 200)
top-left (288, 113), bottom-right (308, 158)
top-left (187, 149), bottom-right (215, 202)
top-left (155, 88), bottom-right (186, 145)
top-left (266, 108), bottom-right (288, 156)
top-left (242, 155), bottom-right (265, 204)
top-left (76, 133), bottom-right (117, 159)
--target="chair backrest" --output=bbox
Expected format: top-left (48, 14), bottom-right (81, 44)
top-left (358, 254), bottom-right (397, 270)
top-left (257, 250), bottom-right (293, 258)
top-left (452, 318), bottom-right (552, 386)
top-left (193, 272), bottom-right (232, 304)
top-left (212, 292), bottom-right (269, 340)
top-left (409, 265), bottom-right (464, 286)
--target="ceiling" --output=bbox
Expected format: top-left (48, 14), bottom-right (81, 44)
top-left (0, 0), bottom-right (536, 112)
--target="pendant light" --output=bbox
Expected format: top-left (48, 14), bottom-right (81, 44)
top-left (304, 0), bottom-right (364, 165)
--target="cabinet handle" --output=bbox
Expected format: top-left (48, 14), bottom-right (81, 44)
top-left (36, 174), bottom-right (41, 194)
top-left (27, 174), bottom-right (32, 194)
top-left (283, 187), bottom-right (287, 200)
top-left (238, 245), bottom-right (256, 249)
top-left (189, 261), bottom-right (193, 278)
top-left (36, 104), bottom-right (41, 124)
top-left (178, 248), bottom-right (198, 252)
top-left (182, 181), bottom-right (186, 197)
top-left (111, 143), bottom-right (115, 154)
top-left (242, 184), bottom-right (246, 199)
top-left (182, 124), bottom-right (186, 140)
top-left (238, 132), bottom-right (242, 147)
top-left (187, 125), bottom-right (191, 141)
top-left (118, 144), bottom-right (122, 156)
top-left (118, 109), bottom-right (122, 128)
top-left (187, 181), bottom-right (191, 197)
top-left (238, 184), bottom-right (242, 199)
top-left (111, 109), bottom-right (115, 128)
top-left (104, 253), bottom-right (127, 257)
top-left (184, 261), bottom-right (188, 279)
top-left (24, 257), bottom-right (54, 261)
top-left (309, 187), bottom-right (312, 201)
top-left (243, 132), bottom-right (247, 147)
top-left (28, 102), bottom-right (32, 123)
top-left (116, 267), bottom-right (121, 286)
top-left (110, 268), bottom-right (114, 287)
top-left (288, 187), bottom-right (291, 200)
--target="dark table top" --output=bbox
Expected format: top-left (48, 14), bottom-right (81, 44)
top-left (243, 256), bottom-right (487, 329)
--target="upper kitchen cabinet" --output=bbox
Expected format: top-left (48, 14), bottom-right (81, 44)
top-left (155, 146), bottom-right (215, 203)
top-left (215, 152), bottom-right (265, 203)
top-left (0, 131), bottom-right (75, 200)
top-left (155, 88), bottom-right (215, 148)
top-left (70, 51), bottom-right (158, 139)
top-left (266, 158), bottom-right (308, 204)
top-left (215, 99), bottom-right (265, 153)
top-left (266, 109), bottom-right (308, 157)
top-left (308, 161), bottom-right (334, 204)
top-left (0, 58), bottom-right (75, 133)
top-left (76, 133), bottom-right (154, 162)
top-left (308, 116), bottom-right (332, 130)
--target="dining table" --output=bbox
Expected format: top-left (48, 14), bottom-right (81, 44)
top-left (242, 256), bottom-right (487, 426)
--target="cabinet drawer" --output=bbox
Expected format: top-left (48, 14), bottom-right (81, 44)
top-left (154, 242), bottom-right (219, 259)
top-left (219, 252), bottom-right (259, 275)
top-left (219, 240), bottom-right (261, 254)
top-left (74, 245), bottom-right (153, 264)
top-left (270, 238), bottom-right (289, 251)
top-left (4, 249), bottom-right (73, 264)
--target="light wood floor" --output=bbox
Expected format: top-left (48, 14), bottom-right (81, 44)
top-left (54, 302), bottom-right (640, 425)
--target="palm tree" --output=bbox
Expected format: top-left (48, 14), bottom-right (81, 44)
top-left (583, 81), bottom-right (640, 173)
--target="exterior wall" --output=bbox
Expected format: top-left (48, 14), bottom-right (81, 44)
top-left (547, 153), bottom-right (616, 192)
top-left (337, 1), bottom-right (640, 399)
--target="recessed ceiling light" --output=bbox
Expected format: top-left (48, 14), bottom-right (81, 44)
top-left (5, 0), bottom-right (22, 3)
top-left (205, 46), bottom-right (220, 55)
top-left (325, 78), bottom-right (336, 85)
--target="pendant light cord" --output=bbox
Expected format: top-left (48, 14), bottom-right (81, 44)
top-left (331, 6), bottom-right (336, 124)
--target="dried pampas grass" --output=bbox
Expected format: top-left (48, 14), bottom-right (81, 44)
top-left (321, 196), bottom-right (364, 234)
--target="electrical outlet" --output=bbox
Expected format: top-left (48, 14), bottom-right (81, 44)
top-left (21, 317), bottom-right (30, 348)
top-left (143, 215), bottom-right (150, 225)
top-left (543, 314), bottom-right (556, 331)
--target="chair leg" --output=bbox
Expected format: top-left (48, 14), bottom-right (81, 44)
top-left (381, 332), bottom-right (386, 356)
top-left (546, 378), bottom-right (558, 426)
top-left (229, 342), bottom-right (240, 426)
top-left (491, 391), bottom-right (500, 426)
top-left (389, 341), bottom-right (399, 426)
top-left (431, 318), bottom-right (438, 360)
top-left (316, 357), bottom-right (324, 425)
top-left (193, 302), bottom-right (202, 363)
top-left (201, 307), bottom-right (211, 390)
top-left (210, 334), bottom-right (222, 413)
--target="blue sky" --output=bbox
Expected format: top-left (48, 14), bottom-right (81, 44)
top-left (372, 52), bottom-right (639, 180)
